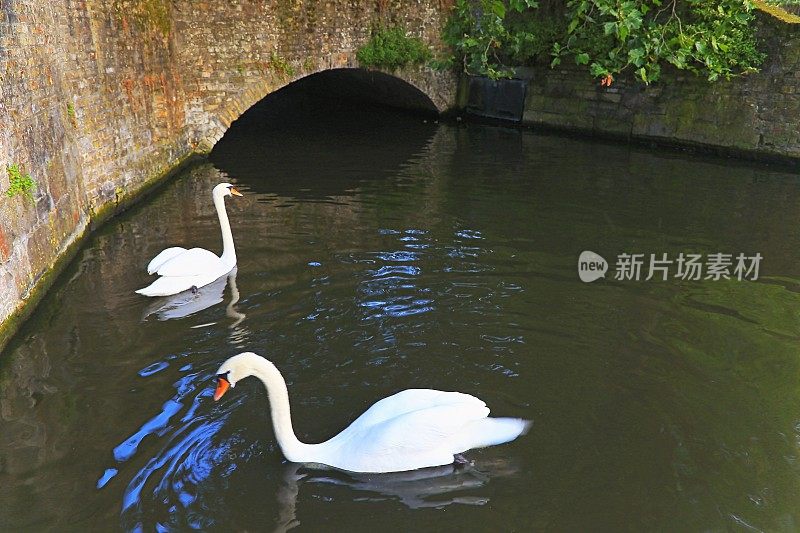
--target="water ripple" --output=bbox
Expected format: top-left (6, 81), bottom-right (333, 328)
top-left (370, 265), bottom-right (421, 278)
top-left (97, 468), bottom-right (118, 489)
top-left (138, 361), bottom-right (169, 377)
top-left (374, 251), bottom-right (419, 262)
top-left (455, 229), bottom-right (483, 240)
top-left (98, 355), bottom-right (250, 531)
top-left (114, 399), bottom-right (184, 462)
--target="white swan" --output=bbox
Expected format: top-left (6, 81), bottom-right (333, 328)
top-left (213, 352), bottom-right (531, 473)
top-left (136, 183), bottom-right (243, 297)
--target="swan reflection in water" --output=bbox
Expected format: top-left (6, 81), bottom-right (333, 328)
top-left (272, 459), bottom-right (519, 532)
top-left (141, 267), bottom-right (244, 325)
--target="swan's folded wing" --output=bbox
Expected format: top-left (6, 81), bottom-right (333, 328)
top-left (146, 247), bottom-right (187, 274)
top-left (346, 403), bottom-right (490, 472)
top-left (154, 248), bottom-right (223, 277)
top-left (349, 389), bottom-right (486, 430)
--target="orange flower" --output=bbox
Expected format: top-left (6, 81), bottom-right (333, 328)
top-left (600, 74), bottom-right (614, 87)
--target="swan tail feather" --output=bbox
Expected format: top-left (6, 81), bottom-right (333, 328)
top-left (452, 417), bottom-right (532, 453)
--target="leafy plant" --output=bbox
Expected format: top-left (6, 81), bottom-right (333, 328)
top-left (504, 12), bottom-right (566, 65)
top-left (442, 0), bottom-right (540, 79)
top-left (6, 164), bottom-right (35, 202)
top-left (356, 25), bottom-right (432, 69)
top-left (551, 0), bottom-right (766, 84)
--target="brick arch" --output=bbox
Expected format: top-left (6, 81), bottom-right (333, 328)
top-left (190, 60), bottom-right (456, 153)
top-left (173, 0), bottom-right (457, 152)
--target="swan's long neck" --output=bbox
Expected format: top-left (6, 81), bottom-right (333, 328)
top-left (213, 192), bottom-right (236, 267)
top-left (249, 358), bottom-right (314, 463)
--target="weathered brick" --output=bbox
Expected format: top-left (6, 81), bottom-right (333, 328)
top-left (523, 58), bottom-right (800, 162)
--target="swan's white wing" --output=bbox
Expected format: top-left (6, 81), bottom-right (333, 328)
top-left (155, 248), bottom-right (223, 277)
top-left (146, 247), bottom-right (187, 274)
top-left (335, 403), bottom-right (491, 473)
top-left (348, 389), bottom-right (486, 431)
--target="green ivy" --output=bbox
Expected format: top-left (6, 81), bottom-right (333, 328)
top-left (357, 26), bottom-right (432, 70)
top-left (552, 0), bottom-right (766, 84)
top-left (6, 164), bottom-right (35, 202)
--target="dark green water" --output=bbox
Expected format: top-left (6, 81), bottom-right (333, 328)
top-left (1, 91), bottom-right (799, 531)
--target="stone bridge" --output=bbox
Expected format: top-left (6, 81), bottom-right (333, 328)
top-left (0, 0), bottom-right (457, 346)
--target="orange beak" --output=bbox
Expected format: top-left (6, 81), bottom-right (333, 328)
top-left (213, 377), bottom-right (230, 401)
top-left (230, 187), bottom-right (243, 197)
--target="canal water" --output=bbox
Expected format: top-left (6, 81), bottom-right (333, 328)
top-left (1, 86), bottom-right (799, 531)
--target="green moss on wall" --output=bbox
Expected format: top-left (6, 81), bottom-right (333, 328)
top-left (114, 0), bottom-right (171, 36)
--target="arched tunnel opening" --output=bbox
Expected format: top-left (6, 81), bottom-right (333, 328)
top-left (293, 68), bottom-right (440, 116)
top-left (209, 69), bottom-right (440, 199)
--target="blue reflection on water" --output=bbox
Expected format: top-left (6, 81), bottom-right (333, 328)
top-left (455, 229), bottom-right (483, 240)
top-left (138, 361), bottom-right (169, 377)
top-left (97, 468), bottom-right (118, 489)
top-left (113, 366), bottom-right (207, 462)
top-left (370, 264), bottom-right (421, 277)
top-left (121, 415), bottom-right (226, 514)
top-left (353, 229), bottom-right (441, 321)
top-left (359, 256), bottom-right (433, 318)
top-left (114, 400), bottom-right (184, 462)
top-left (98, 353), bottom-right (247, 531)
top-left (374, 251), bottom-right (419, 262)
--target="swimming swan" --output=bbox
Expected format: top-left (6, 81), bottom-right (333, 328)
top-left (136, 183), bottom-right (242, 297)
top-left (213, 352), bottom-right (531, 473)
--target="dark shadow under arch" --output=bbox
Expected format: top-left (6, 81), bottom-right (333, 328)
top-left (286, 68), bottom-right (440, 117)
top-left (209, 68), bottom-right (439, 200)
